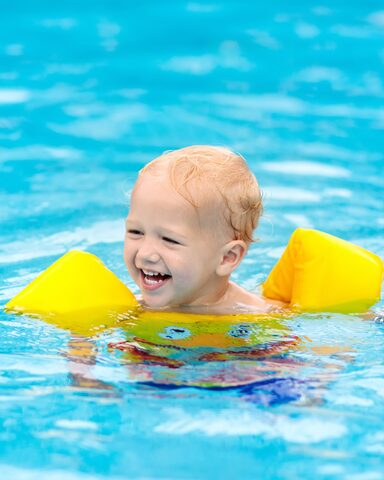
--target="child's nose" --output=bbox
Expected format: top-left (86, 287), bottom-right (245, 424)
top-left (137, 239), bottom-right (161, 264)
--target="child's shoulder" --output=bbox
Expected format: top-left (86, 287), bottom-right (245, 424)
top-left (225, 282), bottom-right (286, 314)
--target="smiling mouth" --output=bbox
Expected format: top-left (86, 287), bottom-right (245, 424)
top-left (140, 269), bottom-right (172, 291)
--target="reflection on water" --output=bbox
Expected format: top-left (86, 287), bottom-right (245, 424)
top-left (37, 307), bottom-right (356, 409)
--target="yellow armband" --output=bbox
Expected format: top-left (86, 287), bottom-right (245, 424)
top-left (263, 228), bottom-right (383, 313)
top-left (5, 250), bottom-right (138, 316)
top-left (5, 229), bottom-right (383, 319)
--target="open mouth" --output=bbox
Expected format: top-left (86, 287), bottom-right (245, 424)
top-left (140, 269), bottom-right (172, 291)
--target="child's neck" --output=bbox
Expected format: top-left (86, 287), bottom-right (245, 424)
top-left (185, 280), bottom-right (231, 310)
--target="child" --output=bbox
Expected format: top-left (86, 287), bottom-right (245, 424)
top-left (124, 145), bottom-right (284, 314)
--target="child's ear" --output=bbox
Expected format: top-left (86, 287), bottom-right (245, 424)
top-left (216, 240), bottom-right (247, 276)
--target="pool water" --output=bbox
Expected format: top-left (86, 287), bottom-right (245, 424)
top-left (1, 1), bottom-right (384, 478)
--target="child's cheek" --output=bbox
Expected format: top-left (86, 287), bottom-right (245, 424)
top-left (173, 263), bottom-right (198, 288)
top-left (123, 248), bottom-right (131, 270)
top-left (124, 247), bottom-right (138, 280)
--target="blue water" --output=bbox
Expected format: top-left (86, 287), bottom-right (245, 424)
top-left (1, 1), bottom-right (384, 478)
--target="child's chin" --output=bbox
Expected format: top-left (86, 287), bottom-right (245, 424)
top-left (142, 294), bottom-right (170, 309)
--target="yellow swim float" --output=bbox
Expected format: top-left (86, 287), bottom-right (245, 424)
top-left (5, 228), bottom-right (383, 323)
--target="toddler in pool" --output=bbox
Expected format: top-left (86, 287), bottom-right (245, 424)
top-left (124, 145), bottom-right (283, 314)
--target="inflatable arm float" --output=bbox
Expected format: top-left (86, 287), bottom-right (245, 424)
top-left (5, 228), bottom-right (383, 316)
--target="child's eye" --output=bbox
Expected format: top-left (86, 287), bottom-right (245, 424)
top-left (163, 236), bottom-right (181, 245)
top-left (127, 229), bottom-right (143, 236)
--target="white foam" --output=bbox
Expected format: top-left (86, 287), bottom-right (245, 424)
top-left (0, 320), bottom-right (36, 329)
top-left (348, 71), bottom-right (384, 97)
top-left (35, 429), bottom-right (106, 452)
top-left (0, 245), bottom-right (66, 266)
top-left (97, 21), bottom-right (121, 38)
top-left (318, 465), bottom-right (345, 475)
top-left (261, 160), bottom-right (350, 178)
top-left (162, 42), bottom-right (251, 75)
top-left (266, 246), bottom-right (286, 259)
top-left (295, 22), bottom-right (320, 38)
top-left (219, 41), bottom-right (252, 70)
top-left (366, 444), bottom-right (384, 454)
top-left (0, 145), bottom-right (82, 162)
top-left (1, 356), bottom-right (68, 376)
top-left (284, 214), bottom-right (314, 228)
top-left (204, 93), bottom-right (384, 122)
top-left (348, 473), bottom-right (383, 480)
top-left (293, 66), bottom-right (345, 88)
top-left (4, 271), bottom-right (42, 284)
top-left (354, 378), bottom-right (384, 397)
top-left (210, 93), bottom-right (306, 115)
top-left (247, 29), bottom-right (281, 49)
top-left (367, 11), bottom-right (384, 27)
top-left (31, 84), bottom-right (88, 107)
top-left (40, 18), bottom-right (77, 29)
top-left (44, 63), bottom-right (93, 76)
top-left (331, 24), bottom-right (371, 39)
top-left (324, 188), bottom-right (352, 198)
top-left (49, 104), bottom-right (148, 140)
top-left (295, 142), bottom-right (370, 161)
top-left (0, 88), bottom-right (30, 104)
top-left (0, 284), bottom-right (31, 301)
top-left (0, 466), bottom-right (122, 480)
top-left (0, 219), bottom-right (124, 265)
top-left (312, 7), bottom-right (332, 16)
top-left (112, 88), bottom-right (146, 99)
top-left (91, 365), bottom-right (130, 384)
top-left (162, 55), bottom-right (217, 75)
top-left (97, 21), bottom-right (120, 52)
top-left (332, 395), bottom-right (373, 407)
top-left (314, 103), bottom-right (384, 120)
top-left (55, 420), bottom-right (98, 430)
top-left (263, 186), bottom-right (321, 202)
top-left (155, 408), bottom-right (346, 443)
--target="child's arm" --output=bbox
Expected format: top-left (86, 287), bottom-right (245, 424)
top-left (65, 335), bottom-right (117, 392)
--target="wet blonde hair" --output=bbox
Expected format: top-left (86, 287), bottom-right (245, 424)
top-left (138, 145), bottom-right (263, 244)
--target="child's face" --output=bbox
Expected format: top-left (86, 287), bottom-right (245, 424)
top-left (124, 173), bottom-right (231, 309)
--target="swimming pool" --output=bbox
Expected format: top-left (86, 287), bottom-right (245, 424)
top-left (1, 1), bottom-right (383, 478)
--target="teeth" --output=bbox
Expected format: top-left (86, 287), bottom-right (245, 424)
top-left (142, 269), bottom-right (167, 277)
top-left (146, 277), bottom-right (161, 285)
